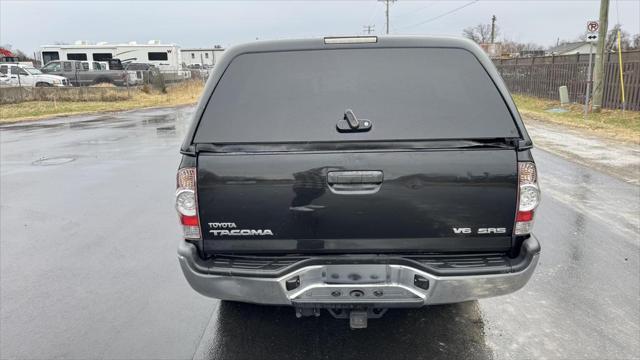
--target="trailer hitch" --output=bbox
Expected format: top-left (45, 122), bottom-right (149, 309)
top-left (294, 306), bottom-right (388, 329)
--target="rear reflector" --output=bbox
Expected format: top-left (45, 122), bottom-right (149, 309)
top-left (324, 36), bottom-right (377, 44)
top-left (516, 210), bottom-right (534, 222)
top-left (181, 215), bottom-right (199, 226)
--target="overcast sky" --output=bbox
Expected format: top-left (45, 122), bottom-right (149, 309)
top-left (1, 0), bottom-right (639, 54)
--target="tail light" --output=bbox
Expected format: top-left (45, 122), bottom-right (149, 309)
top-left (515, 162), bottom-right (540, 235)
top-left (176, 167), bottom-right (201, 239)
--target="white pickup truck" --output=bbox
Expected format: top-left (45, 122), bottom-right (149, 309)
top-left (0, 63), bottom-right (70, 87)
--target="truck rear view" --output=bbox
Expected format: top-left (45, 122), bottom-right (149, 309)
top-left (176, 36), bottom-right (541, 329)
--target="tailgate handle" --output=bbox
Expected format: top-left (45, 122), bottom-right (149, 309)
top-left (327, 171), bottom-right (383, 195)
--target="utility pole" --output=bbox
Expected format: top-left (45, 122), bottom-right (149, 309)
top-left (592, 0), bottom-right (609, 112)
top-left (490, 15), bottom-right (497, 43)
top-left (378, 0), bottom-right (396, 35)
top-left (363, 25), bottom-right (376, 35)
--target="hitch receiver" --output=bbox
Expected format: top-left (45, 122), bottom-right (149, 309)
top-left (349, 310), bottom-right (368, 329)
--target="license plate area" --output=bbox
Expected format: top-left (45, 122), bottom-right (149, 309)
top-left (286, 264), bottom-right (428, 305)
top-left (323, 265), bottom-right (387, 284)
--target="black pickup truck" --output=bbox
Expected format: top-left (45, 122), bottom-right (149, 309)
top-left (176, 36), bottom-right (541, 329)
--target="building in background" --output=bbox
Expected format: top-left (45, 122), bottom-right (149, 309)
top-left (479, 43), bottom-right (502, 58)
top-left (40, 40), bottom-right (184, 72)
top-left (181, 46), bottom-right (225, 67)
top-left (519, 50), bottom-right (546, 57)
top-left (546, 41), bottom-right (594, 56)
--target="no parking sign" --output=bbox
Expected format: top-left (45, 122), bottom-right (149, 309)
top-left (587, 21), bottom-right (599, 42)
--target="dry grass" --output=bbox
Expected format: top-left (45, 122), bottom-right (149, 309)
top-left (513, 94), bottom-right (640, 144)
top-left (90, 83), bottom-right (117, 88)
top-left (0, 81), bottom-right (205, 123)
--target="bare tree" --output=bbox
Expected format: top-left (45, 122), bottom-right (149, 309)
top-left (632, 34), bottom-right (640, 49)
top-left (502, 39), bottom-right (544, 54)
top-left (604, 24), bottom-right (632, 51)
top-left (13, 49), bottom-right (34, 62)
top-left (462, 23), bottom-right (498, 44)
top-left (574, 24), bottom-right (635, 51)
top-left (0, 44), bottom-right (36, 61)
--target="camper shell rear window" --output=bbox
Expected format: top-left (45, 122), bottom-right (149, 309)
top-left (194, 48), bottom-right (519, 144)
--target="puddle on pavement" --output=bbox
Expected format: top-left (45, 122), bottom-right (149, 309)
top-left (1, 122), bottom-right (66, 131)
top-left (69, 117), bottom-right (125, 129)
top-left (112, 123), bottom-right (137, 129)
top-left (32, 156), bottom-right (76, 166)
top-left (77, 136), bottom-right (126, 145)
top-left (79, 136), bottom-right (126, 145)
top-left (142, 114), bottom-right (175, 126)
top-left (194, 301), bottom-right (493, 360)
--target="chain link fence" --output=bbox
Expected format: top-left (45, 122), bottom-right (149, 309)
top-left (0, 69), bottom-right (209, 104)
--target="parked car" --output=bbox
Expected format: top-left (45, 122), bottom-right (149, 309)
top-left (104, 58), bottom-right (124, 70)
top-left (90, 59), bottom-right (125, 71)
top-left (186, 63), bottom-right (209, 80)
top-left (0, 63), bottom-right (70, 87)
top-left (123, 62), bottom-right (160, 85)
top-left (40, 60), bottom-right (127, 86)
top-left (175, 36), bottom-right (541, 329)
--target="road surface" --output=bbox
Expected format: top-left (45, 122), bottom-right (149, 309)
top-left (1, 107), bottom-right (638, 360)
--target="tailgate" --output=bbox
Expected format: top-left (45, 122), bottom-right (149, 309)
top-left (197, 149), bottom-right (517, 254)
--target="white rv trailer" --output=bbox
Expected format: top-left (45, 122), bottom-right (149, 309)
top-left (181, 47), bottom-right (225, 67)
top-left (40, 41), bottom-right (185, 73)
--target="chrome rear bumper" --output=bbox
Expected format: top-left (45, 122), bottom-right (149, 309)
top-left (178, 237), bottom-right (539, 306)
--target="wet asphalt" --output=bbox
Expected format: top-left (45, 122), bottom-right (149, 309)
top-left (0, 106), bottom-right (638, 360)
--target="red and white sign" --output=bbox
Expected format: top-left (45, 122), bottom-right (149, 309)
top-left (587, 21), bottom-right (599, 33)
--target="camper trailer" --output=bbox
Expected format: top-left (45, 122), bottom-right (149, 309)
top-left (40, 41), bottom-right (186, 75)
top-left (181, 46), bottom-right (225, 67)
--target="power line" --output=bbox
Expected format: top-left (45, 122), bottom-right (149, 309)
top-left (392, 1), bottom-right (437, 20)
top-left (378, 0), bottom-right (396, 35)
top-left (363, 25), bottom-right (376, 35)
top-left (365, 0), bottom-right (379, 24)
top-left (399, 0), bottom-right (479, 30)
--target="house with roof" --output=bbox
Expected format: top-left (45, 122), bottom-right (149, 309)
top-left (546, 41), bottom-right (594, 56)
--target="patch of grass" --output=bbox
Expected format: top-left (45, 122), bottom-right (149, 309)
top-left (0, 81), bottom-right (204, 123)
top-left (513, 94), bottom-right (640, 143)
